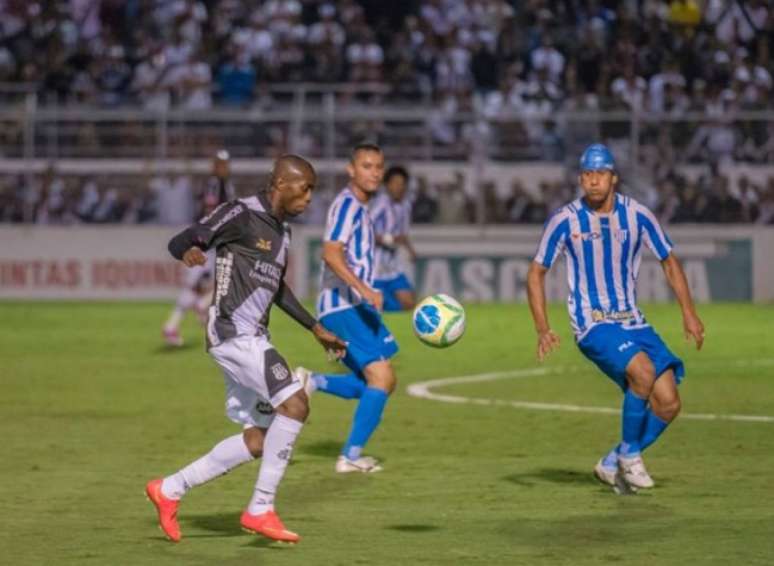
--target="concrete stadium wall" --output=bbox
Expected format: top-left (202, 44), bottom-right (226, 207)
top-left (1, 225), bottom-right (772, 303)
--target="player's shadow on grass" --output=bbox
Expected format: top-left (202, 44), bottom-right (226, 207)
top-left (386, 524), bottom-right (441, 533)
top-left (297, 439), bottom-right (344, 458)
top-left (502, 468), bottom-right (590, 487)
top-left (184, 512), bottom-right (245, 538)
top-left (152, 343), bottom-right (197, 355)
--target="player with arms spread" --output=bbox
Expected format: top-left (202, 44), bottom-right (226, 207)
top-left (146, 155), bottom-right (346, 544)
top-left (527, 144), bottom-right (705, 491)
top-left (297, 143), bottom-right (399, 473)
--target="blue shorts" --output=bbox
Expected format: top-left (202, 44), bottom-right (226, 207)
top-left (320, 304), bottom-right (399, 374)
top-left (577, 324), bottom-right (684, 392)
top-left (374, 274), bottom-right (413, 312)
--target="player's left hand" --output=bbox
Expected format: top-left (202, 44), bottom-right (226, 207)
top-left (683, 311), bottom-right (705, 350)
top-left (312, 323), bottom-right (347, 360)
top-left (182, 246), bottom-right (207, 267)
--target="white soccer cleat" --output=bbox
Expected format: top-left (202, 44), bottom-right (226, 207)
top-left (593, 459), bottom-right (618, 487)
top-left (618, 455), bottom-right (655, 489)
top-left (335, 455), bottom-right (383, 474)
top-left (295, 367), bottom-right (315, 401)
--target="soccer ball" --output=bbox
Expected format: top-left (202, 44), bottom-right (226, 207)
top-left (412, 294), bottom-right (466, 348)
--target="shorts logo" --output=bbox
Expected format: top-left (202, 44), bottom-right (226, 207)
top-left (270, 362), bottom-right (290, 383)
top-left (256, 238), bottom-right (272, 251)
top-left (255, 400), bottom-right (273, 415)
top-left (618, 341), bottom-right (635, 352)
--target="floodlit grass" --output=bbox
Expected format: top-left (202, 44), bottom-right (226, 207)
top-left (1, 301), bottom-right (772, 565)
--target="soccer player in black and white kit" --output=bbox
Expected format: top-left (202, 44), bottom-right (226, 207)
top-left (146, 155), bottom-right (346, 544)
top-left (161, 150), bottom-right (237, 346)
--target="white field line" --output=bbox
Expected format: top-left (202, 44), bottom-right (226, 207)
top-left (406, 360), bottom-right (774, 423)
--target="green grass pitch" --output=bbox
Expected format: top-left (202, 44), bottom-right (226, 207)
top-left (1, 301), bottom-right (773, 565)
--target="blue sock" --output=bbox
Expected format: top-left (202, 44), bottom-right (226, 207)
top-left (639, 411), bottom-right (670, 452)
top-left (620, 389), bottom-right (648, 457)
top-left (313, 372), bottom-right (366, 400)
top-left (342, 387), bottom-right (389, 460)
top-left (601, 446), bottom-right (619, 469)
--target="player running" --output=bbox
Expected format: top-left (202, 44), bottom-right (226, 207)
top-left (146, 155), bottom-right (346, 544)
top-left (297, 143), bottom-right (399, 473)
top-left (162, 150), bottom-right (236, 346)
top-left (527, 143), bottom-right (705, 492)
top-left (370, 165), bottom-right (417, 311)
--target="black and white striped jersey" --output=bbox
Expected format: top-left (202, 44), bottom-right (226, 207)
top-left (169, 193), bottom-right (308, 348)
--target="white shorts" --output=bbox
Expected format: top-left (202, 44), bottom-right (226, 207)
top-left (209, 334), bottom-right (302, 428)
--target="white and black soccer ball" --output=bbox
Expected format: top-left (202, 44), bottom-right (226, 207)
top-left (412, 294), bottom-right (466, 348)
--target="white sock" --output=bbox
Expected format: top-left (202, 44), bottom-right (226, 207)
top-left (247, 415), bottom-right (303, 515)
top-left (161, 433), bottom-right (253, 500)
top-left (164, 308), bottom-right (185, 332)
top-left (165, 289), bottom-right (198, 331)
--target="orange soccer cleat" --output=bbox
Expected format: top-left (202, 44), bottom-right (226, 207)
top-left (240, 510), bottom-right (300, 543)
top-left (145, 478), bottom-right (181, 542)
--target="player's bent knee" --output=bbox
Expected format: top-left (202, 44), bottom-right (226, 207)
top-left (654, 395), bottom-right (681, 421)
top-left (276, 391), bottom-right (310, 422)
top-left (364, 363), bottom-right (397, 394)
top-left (243, 427), bottom-right (266, 458)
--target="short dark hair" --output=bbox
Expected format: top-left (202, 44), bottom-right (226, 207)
top-left (384, 165), bottom-right (409, 184)
top-left (350, 142), bottom-right (382, 162)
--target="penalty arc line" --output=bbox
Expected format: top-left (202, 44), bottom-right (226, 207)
top-left (406, 361), bottom-right (774, 424)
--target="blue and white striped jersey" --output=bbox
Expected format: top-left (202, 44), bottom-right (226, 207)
top-left (370, 190), bottom-right (412, 280)
top-left (534, 193), bottom-right (673, 339)
top-left (317, 187), bottom-right (375, 317)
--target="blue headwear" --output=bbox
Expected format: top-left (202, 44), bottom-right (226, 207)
top-left (579, 144), bottom-right (615, 172)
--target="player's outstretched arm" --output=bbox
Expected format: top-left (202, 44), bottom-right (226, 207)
top-left (661, 253), bottom-right (705, 350)
top-left (527, 261), bottom-right (561, 362)
top-left (322, 241), bottom-right (383, 311)
top-left (275, 280), bottom-right (347, 359)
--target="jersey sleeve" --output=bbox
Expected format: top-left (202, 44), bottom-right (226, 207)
top-left (324, 196), bottom-right (357, 244)
top-left (169, 201), bottom-right (245, 259)
top-left (636, 205), bottom-right (673, 260)
top-left (533, 212), bottom-right (569, 268)
top-left (370, 197), bottom-right (389, 236)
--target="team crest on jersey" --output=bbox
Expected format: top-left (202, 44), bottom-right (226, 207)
top-left (614, 229), bottom-right (629, 242)
top-left (270, 362), bottom-right (290, 383)
top-left (256, 238), bottom-right (272, 251)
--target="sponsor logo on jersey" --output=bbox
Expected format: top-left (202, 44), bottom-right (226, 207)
top-left (572, 231), bottom-right (602, 241)
top-left (255, 400), bottom-right (273, 415)
top-left (592, 309), bottom-right (636, 323)
top-left (256, 238), bottom-right (272, 252)
top-left (249, 259), bottom-right (282, 286)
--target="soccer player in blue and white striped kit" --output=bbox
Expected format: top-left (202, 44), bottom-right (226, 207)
top-left (370, 165), bottom-right (417, 311)
top-left (298, 143), bottom-right (399, 473)
top-left (527, 143), bottom-right (705, 491)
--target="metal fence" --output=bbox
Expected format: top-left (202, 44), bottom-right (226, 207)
top-left (1, 85), bottom-right (772, 169)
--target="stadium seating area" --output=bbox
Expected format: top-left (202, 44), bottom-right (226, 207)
top-left (1, 0), bottom-right (773, 225)
top-left (1, 1), bottom-right (771, 112)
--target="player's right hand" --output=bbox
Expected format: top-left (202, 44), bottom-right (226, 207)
top-left (182, 246), bottom-right (207, 267)
top-left (362, 287), bottom-right (384, 312)
top-left (536, 329), bottom-right (561, 362)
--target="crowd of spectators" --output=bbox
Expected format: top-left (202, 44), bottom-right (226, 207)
top-left (2, 1), bottom-right (774, 225)
top-left (1, 0), bottom-right (772, 113)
